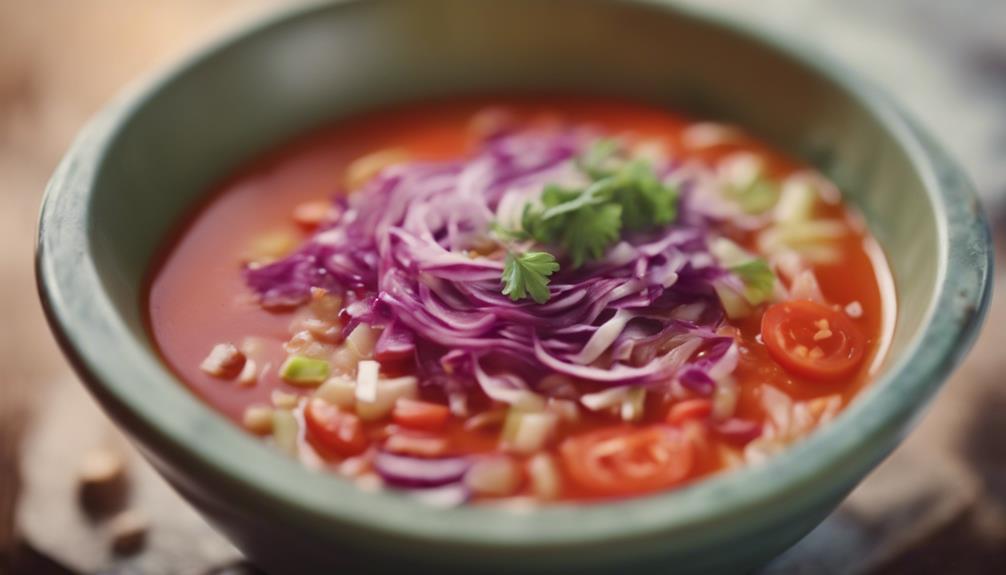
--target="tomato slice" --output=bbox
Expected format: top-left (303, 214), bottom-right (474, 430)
top-left (560, 426), bottom-right (694, 496)
top-left (761, 300), bottom-right (865, 381)
top-left (304, 398), bottom-right (368, 457)
top-left (393, 398), bottom-right (450, 431)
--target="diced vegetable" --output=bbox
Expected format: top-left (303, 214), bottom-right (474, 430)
top-left (355, 360), bottom-right (380, 403)
top-left (527, 454), bottom-right (561, 500)
top-left (560, 426), bottom-right (694, 495)
top-left (200, 344), bottom-right (246, 379)
top-left (331, 346), bottom-right (361, 374)
top-left (620, 387), bottom-right (647, 422)
top-left (245, 228), bottom-right (298, 265)
top-left (501, 411), bottom-right (558, 455)
top-left (372, 451), bottom-right (469, 488)
top-left (384, 432), bottom-right (448, 457)
top-left (464, 456), bottom-right (522, 497)
top-left (279, 356), bottom-right (330, 386)
top-left (666, 398), bottom-right (713, 426)
top-left (356, 375), bottom-right (419, 422)
top-left (774, 177), bottom-right (818, 223)
top-left (717, 153), bottom-right (778, 214)
top-left (236, 359), bottom-right (258, 387)
top-left (581, 386), bottom-right (633, 412)
top-left (293, 200), bottom-right (337, 230)
top-left (314, 375), bottom-right (356, 409)
top-left (845, 301), bottom-right (864, 318)
top-left (242, 405), bottom-right (274, 435)
top-left (789, 269), bottom-right (825, 303)
top-left (304, 398), bottom-right (368, 456)
top-left (714, 418), bottom-right (763, 446)
top-left (711, 380), bottom-right (739, 421)
top-left (345, 324), bottom-right (380, 358)
top-left (270, 390), bottom-right (299, 410)
top-left (345, 148), bottom-right (410, 190)
top-left (714, 283), bottom-right (752, 320)
top-left (393, 398), bottom-right (451, 431)
top-left (546, 398), bottom-right (580, 423)
top-left (271, 409), bottom-right (299, 456)
top-left (284, 330), bottom-right (335, 360)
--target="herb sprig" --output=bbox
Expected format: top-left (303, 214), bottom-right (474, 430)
top-left (498, 139), bottom-right (679, 303)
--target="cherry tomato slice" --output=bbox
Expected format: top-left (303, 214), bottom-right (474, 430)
top-left (560, 426), bottom-right (694, 496)
top-left (761, 300), bottom-right (865, 381)
top-left (393, 398), bottom-right (451, 431)
top-left (304, 398), bottom-right (368, 457)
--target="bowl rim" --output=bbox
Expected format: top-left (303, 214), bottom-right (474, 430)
top-left (36, 0), bottom-right (992, 549)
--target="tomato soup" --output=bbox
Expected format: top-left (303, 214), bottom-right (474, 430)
top-left (148, 97), bottom-right (895, 504)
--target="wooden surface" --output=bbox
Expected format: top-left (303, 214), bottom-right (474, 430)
top-left (2, 1), bottom-right (1005, 573)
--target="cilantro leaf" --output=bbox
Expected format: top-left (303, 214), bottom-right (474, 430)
top-left (559, 203), bottom-right (623, 267)
top-left (609, 160), bottom-right (678, 231)
top-left (730, 259), bottom-right (775, 305)
top-left (501, 251), bottom-right (560, 304)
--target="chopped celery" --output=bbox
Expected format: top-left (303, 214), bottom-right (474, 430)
top-left (709, 237), bottom-right (751, 267)
top-left (711, 238), bottom-right (776, 313)
top-left (272, 409), bottom-right (299, 456)
top-left (731, 260), bottom-right (775, 305)
top-left (714, 281), bottom-right (751, 320)
top-left (279, 356), bottom-right (330, 386)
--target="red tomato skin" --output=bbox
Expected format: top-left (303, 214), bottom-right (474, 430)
top-left (666, 398), bottom-right (714, 426)
top-left (392, 398), bottom-right (451, 431)
top-left (560, 426), bottom-right (694, 496)
top-left (305, 398), bottom-right (369, 457)
top-left (761, 300), bottom-right (865, 381)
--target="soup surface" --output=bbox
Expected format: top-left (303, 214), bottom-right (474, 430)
top-left (148, 97), bottom-right (895, 504)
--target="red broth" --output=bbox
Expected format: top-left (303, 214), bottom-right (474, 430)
top-left (147, 97), bottom-right (895, 502)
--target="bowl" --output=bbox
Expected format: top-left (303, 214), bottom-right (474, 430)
top-left (36, 0), bottom-right (992, 573)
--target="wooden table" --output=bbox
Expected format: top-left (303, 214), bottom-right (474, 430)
top-left (3, 1), bottom-right (1005, 573)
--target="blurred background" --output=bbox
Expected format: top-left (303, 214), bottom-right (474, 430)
top-left (0, 1), bottom-right (1003, 573)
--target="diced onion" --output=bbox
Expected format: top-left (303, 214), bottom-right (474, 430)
top-left (527, 454), bottom-right (561, 500)
top-left (314, 375), bottom-right (356, 409)
top-left (620, 387), bottom-right (647, 422)
top-left (464, 456), bottom-right (522, 497)
top-left (271, 410), bottom-right (299, 456)
top-left (356, 375), bottom-right (418, 422)
top-left (346, 324), bottom-right (380, 359)
top-left (355, 360), bottom-right (380, 403)
top-left (501, 411), bottom-right (558, 455)
top-left (242, 405), bottom-right (274, 435)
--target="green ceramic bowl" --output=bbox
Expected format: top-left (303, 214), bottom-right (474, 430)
top-left (36, 0), bottom-right (992, 573)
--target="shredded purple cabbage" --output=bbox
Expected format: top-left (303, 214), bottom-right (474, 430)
top-left (245, 128), bottom-right (738, 399)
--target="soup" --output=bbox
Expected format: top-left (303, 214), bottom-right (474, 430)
top-left (148, 97), bottom-right (895, 505)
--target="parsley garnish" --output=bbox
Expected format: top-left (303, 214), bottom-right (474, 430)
top-left (501, 251), bottom-right (560, 304)
top-left (497, 139), bottom-right (679, 302)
